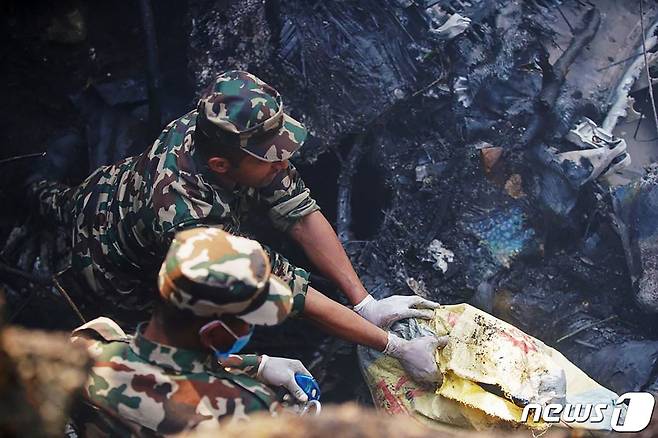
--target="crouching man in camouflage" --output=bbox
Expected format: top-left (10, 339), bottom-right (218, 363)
top-left (34, 70), bottom-right (443, 385)
top-left (72, 227), bottom-right (317, 436)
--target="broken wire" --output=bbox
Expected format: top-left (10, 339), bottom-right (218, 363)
top-left (640, 0), bottom-right (658, 140)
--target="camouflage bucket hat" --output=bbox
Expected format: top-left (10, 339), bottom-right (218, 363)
top-left (158, 227), bottom-right (293, 326)
top-left (196, 70), bottom-right (307, 162)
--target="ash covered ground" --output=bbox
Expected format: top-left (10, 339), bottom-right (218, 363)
top-left (2, 0), bottom-right (658, 405)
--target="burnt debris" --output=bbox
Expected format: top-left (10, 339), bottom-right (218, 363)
top-left (1, 0), bottom-right (658, 404)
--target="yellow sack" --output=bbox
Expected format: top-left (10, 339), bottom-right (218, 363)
top-left (358, 304), bottom-right (618, 431)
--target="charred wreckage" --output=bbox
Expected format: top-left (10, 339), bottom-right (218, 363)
top-left (1, 0), bottom-right (658, 434)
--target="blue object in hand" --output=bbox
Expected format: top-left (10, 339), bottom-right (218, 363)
top-left (295, 373), bottom-right (321, 401)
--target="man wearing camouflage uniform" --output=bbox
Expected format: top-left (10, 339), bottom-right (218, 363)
top-left (72, 227), bottom-right (315, 436)
top-left (35, 70), bottom-right (444, 384)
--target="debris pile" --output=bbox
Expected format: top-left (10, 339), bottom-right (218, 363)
top-left (186, 0), bottom-right (658, 396)
top-left (1, 0), bottom-right (658, 425)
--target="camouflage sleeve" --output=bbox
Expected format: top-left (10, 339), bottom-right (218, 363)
top-left (260, 244), bottom-right (310, 317)
top-left (219, 354), bottom-right (262, 378)
top-left (258, 163), bottom-right (320, 232)
top-left (71, 317), bottom-right (129, 353)
top-left (71, 317), bottom-right (128, 342)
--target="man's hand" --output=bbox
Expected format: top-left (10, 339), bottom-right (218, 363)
top-left (383, 333), bottom-right (448, 384)
top-left (354, 295), bottom-right (441, 328)
top-left (256, 355), bottom-right (314, 402)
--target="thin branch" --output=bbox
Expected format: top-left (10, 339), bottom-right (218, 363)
top-left (596, 51), bottom-right (644, 72)
top-left (0, 261), bottom-right (50, 285)
top-left (545, 8), bottom-right (601, 105)
top-left (336, 134), bottom-right (367, 243)
top-left (556, 315), bottom-right (616, 343)
top-left (8, 291), bottom-right (40, 325)
top-left (54, 275), bottom-right (87, 324)
top-left (0, 261), bottom-right (86, 324)
top-left (411, 77), bottom-right (444, 98)
top-left (640, 0), bottom-right (658, 140)
top-left (0, 152), bottom-right (45, 166)
top-left (573, 339), bottom-right (598, 349)
top-left (519, 8), bottom-right (601, 148)
top-left (138, 0), bottom-right (162, 138)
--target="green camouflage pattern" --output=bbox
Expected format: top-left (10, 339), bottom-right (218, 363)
top-left (30, 108), bottom-right (318, 323)
top-left (218, 354), bottom-right (261, 378)
top-left (159, 227), bottom-right (293, 325)
top-left (197, 70), bottom-right (307, 162)
top-left (72, 317), bottom-right (281, 436)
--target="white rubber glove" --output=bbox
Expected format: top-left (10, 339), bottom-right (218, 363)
top-left (354, 294), bottom-right (441, 328)
top-left (383, 333), bottom-right (448, 384)
top-left (256, 355), bottom-right (313, 403)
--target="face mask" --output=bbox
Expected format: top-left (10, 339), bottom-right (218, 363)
top-left (199, 320), bottom-right (254, 360)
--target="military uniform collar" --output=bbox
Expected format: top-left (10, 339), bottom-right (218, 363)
top-left (130, 323), bottom-right (211, 374)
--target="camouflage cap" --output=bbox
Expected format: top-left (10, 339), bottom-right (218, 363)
top-left (158, 227), bottom-right (293, 326)
top-left (196, 70), bottom-right (308, 162)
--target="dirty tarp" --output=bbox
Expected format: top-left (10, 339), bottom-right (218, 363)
top-left (358, 304), bottom-right (618, 431)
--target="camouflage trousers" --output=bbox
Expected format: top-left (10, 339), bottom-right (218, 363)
top-left (29, 179), bottom-right (311, 323)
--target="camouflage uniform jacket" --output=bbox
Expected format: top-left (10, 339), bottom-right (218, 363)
top-left (72, 317), bottom-right (281, 436)
top-left (34, 110), bottom-right (318, 322)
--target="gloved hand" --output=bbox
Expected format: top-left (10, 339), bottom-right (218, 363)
top-left (383, 333), bottom-right (448, 384)
top-left (256, 355), bottom-right (314, 403)
top-left (354, 294), bottom-right (441, 328)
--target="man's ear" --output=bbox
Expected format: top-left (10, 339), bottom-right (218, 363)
top-left (207, 157), bottom-right (231, 174)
